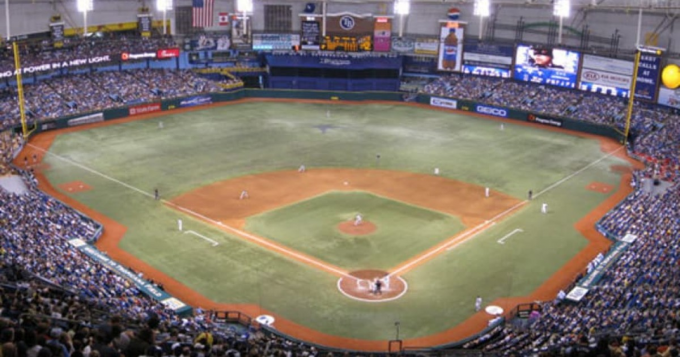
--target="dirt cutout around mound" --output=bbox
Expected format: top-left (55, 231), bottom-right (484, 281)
top-left (19, 97), bottom-right (646, 352)
top-left (337, 221), bottom-right (377, 236)
top-left (338, 270), bottom-right (407, 302)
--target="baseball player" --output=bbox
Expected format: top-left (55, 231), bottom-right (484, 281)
top-left (475, 296), bottom-right (482, 312)
top-left (240, 190), bottom-right (249, 200)
top-left (374, 278), bottom-right (383, 295)
top-left (528, 190), bottom-right (533, 200)
top-left (541, 203), bottom-right (548, 214)
top-left (154, 188), bottom-right (159, 200)
top-left (434, 167), bottom-right (440, 176)
top-left (158, 121), bottom-right (164, 129)
top-left (500, 123), bottom-right (505, 131)
top-left (354, 214), bottom-right (363, 226)
top-left (298, 164), bottom-right (306, 173)
top-left (485, 187), bottom-right (490, 198)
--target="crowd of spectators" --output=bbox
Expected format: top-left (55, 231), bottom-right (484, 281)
top-left (0, 35), bottom-right (176, 74)
top-left (0, 69), bottom-right (227, 128)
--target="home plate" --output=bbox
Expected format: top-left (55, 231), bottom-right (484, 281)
top-left (485, 305), bottom-right (504, 315)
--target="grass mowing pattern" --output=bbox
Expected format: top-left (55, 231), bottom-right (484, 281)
top-left (43, 102), bottom-right (631, 340)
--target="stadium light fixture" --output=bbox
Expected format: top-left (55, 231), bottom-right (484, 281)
top-left (77, 0), bottom-right (93, 37)
top-left (156, 0), bottom-right (172, 35)
top-left (553, 0), bottom-right (570, 44)
top-left (394, 0), bottom-right (410, 38)
top-left (236, 0), bottom-right (253, 13)
top-left (473, 0), bottom-right (490, 40)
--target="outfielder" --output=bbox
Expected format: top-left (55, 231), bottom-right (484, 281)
top-left (354, 214), bottom-right (363, 226)
top-left (434, 167), bottom-right (440, 176)
top-left (541, 203), bottom-right (548, 214)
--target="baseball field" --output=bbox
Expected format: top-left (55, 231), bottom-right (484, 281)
top-left (23, 99), bottom-right (636, 350)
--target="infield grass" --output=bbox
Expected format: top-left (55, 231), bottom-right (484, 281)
top-left (246, 191), bottom-right (465, 271)
top-left (42, 101), bottom-right (632, 341)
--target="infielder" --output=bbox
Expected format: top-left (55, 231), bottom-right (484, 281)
top-left (240, 190), bottom-right (249, 200)
top-left (177, 219), bottom-right (183, 231)
top-left (298, 164), bottom-right (306, 173)
top-left (485, 187), bottom-right (490, 198)
top-left (434, 167), bottom-right (440, 176)
top-left (475, 296), bottom-right (482, 312)
top-left (541, 203), bottom-right (548, 214)
top-left (354, 214), bottom-right (363, 226)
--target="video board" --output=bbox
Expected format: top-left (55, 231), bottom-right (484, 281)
top-left (513, 44), bottom-right (580, 88)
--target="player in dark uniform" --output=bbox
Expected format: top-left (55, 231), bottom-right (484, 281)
top-left (374, 278), bottom-right (383, 295)
top-left (154, 188), bottom-right (159, 200)
top-left (528, 190), bottom-right (533, 200)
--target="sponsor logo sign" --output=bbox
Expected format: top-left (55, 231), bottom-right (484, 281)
top-left (579, 54), bottom-right (633, 98)
top-left (414, 38), bottom-right (438, 56)
top-left (67, 113), bottom-right (104, 127)
top-left (319, 58), bottom-right (351, 66)
top-left (252, 34), bottom-right (301, 50)
top-left (156, 48), bottom-right (180, 59)
top-left (430, 97), bottom-right (457, 109)
top-left (462, 65), bottom-right (511, 78)
top-left (528, 114), bottom-right (563, 127)
top-left (391, 36), bottom-right (415, 53)
top-left (129, 103), bottom-right (161, 116)
top-left (475, 105), bottom-right (507, 118)
top-left (179, 96), bottom-right (212, 108)
top-left (121, 52), bottom-right (156, 61)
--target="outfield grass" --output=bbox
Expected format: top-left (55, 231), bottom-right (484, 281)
top-left (42, 102), bottom-right (631, 340)
top-left (246, 191), bottom-right (465, 271)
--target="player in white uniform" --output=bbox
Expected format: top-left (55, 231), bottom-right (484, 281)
top-left (354, 214), bottom-right (363, 226)
top-left (240, 190), bottom-right (249, 200)
top-left (485, 187), bottom-right (490, 198)
top-left (475, 296), bottom-right (482, 312)
top-left (298, 164), bottom-right (306, 173)
top-left (541, 203), bottom-right (548, 214)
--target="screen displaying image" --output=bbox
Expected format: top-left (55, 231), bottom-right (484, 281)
top-left (513, 45), bottom-right (580, 88)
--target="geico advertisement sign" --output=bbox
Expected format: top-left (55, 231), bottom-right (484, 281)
top-left (475, 105), bottom-right (508, 117)
top-left (429, 97), bottom-right (457, 109)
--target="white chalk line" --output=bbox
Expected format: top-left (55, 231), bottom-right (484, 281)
top-left (446, 222), bottom-right (496, 251)
top-left (336, 276), bottom-right (409, 303)
top-left (389, 145), bottom-right (625, 277)
top-left (497, 229), bottom-right (524, 245)
top-left (29, 143), bottom-right (353, 280)
top-left (184, 230), bottom-right (219, 247)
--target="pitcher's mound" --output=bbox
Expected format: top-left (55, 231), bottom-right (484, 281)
top-left (337, 270), bottom-right (408, 302)
top-left (337, 221), bottom-right (377, 236)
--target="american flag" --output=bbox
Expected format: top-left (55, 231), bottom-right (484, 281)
top-left (192, 0), bottom-right (214, 27)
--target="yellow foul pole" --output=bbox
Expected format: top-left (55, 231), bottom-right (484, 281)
top-left (12, 42), bottom-right (29, 139)
top-left (623, 50), bottom-right (641, 146)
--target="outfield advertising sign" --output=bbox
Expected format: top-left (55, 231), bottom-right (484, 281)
top-left (634, 54), bottom-right (661, 101)
top-left (179, 96), bottom-right (212, 108)
top-left (475, 104), bottom-right (507, 118)
top-left (429, 97), bottom-right (457, 109)
top-left (528, 114), bottom-right (563, 127)
top-left (129, 103), bottom-right (161, 116)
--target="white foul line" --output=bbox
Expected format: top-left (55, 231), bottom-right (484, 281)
top-left (185, 230), bottom-right (219, 246)
top-left (497, 229), bottom-right (523, 245)
top-left (446, 222), bottom-right (496, 251)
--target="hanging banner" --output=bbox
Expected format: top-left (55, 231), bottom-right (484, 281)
top-left (437, 22), bottom-right (464, 72)
top-left (373, 17), bottom-right (392, 52)
top-left (391, 36), bottom-right (415, 53)
top-left (190, 33), bottom-right (231, 51)
top-left (252, 34), bottom-right (300, 51)
top-left (50, 22), bottom-right (65, 48)
top-left (231, 15), bottom-right (252, 50)
top-left (301, 20), bottom-right (321, 50)
top-left (634, 53), bottom-right (661, 102)
top-left (138, 14), bottom-right (152, 38)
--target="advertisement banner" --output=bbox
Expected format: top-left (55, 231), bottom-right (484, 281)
top-left (475, 104), bottom-right (508, 118)
top-left (179, 96), bottom-right (212, 108)
top-left (129, 103), bottom-right (161, 116)
top-left (414, 38), bottom-right (438, 55)
top-left (68, 238), bottom-right (192, 315)
top-left (325, 12), bottom-right (374, 35)
top-left (513, 45), bottom-right (580, 88)
top-left (157, 48), bottom-right (180, 59)
top-left (634, 53), bottom-right (661, 101)
top-left (657, 60), bottom-right (680, 109)
top-left (391, 36), bottom-right (415, 53)
top-left (301, 21), bottom-right (321, 50)
top-left (231, 15), bottom-right (252, 50)
top-left (430, 97), bottom-right (457, 109)
top-left (0, 55), bottom-right (115, 79)
top-left (437, 24), bottom-right (464, 72)
top-left (528, 113), bottom-right (563, 127)
top-left (252, 34), bottom-right (301, 51)
top-left (579, 55), bottom-right (633, 98)
top-left (373, 17), bottom-right (392, 52)
top-left (121, 52), bottom-right (156, 61)
top-left (67, 113), bottom-right (104, 127)
top-left (190, 34), bottom-right (231, 51)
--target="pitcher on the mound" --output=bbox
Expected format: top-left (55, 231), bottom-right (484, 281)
top-left (354, 214), bottom-right (363, 226)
